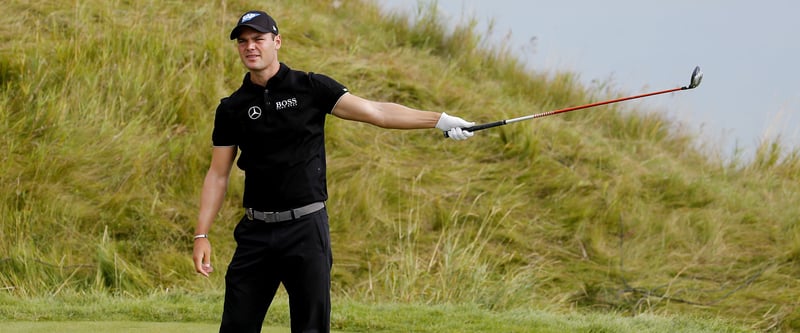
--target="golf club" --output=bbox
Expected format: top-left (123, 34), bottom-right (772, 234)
top-left (445, 66), bottom-right (703, 137)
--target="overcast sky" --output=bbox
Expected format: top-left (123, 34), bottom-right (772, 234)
top-left (377, 0), bottom-right (800, 159)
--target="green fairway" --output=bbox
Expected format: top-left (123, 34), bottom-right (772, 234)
top-left (1, 322), bottom-right (305, 333)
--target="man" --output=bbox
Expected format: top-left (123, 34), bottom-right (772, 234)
top-left (192, 10), bottom-right (475, 333)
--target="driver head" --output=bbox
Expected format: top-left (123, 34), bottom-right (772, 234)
top-left (689, 66), bottom-right (703, 89)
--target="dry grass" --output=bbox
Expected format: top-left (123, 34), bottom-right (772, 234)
top-left (1, 0), bottom-right (798, 331)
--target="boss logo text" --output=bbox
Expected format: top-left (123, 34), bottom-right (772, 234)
top-left (275, 98), bottom-right (298, 110)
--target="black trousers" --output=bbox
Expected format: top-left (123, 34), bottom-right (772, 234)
top-left (219, 208), bottom-right (332, 333)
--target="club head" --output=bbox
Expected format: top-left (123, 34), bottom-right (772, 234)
top-left (687, 66), bottom-right (703, 89)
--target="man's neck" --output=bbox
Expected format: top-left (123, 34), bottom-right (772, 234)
top-left (249, 63), bottom-right (280, 87)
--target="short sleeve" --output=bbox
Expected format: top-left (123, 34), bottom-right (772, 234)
top-left (309, 73), bottom-right (349, 114)
top-left (211, 100), bottom-right (239, 147)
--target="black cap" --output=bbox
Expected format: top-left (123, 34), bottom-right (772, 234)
top-left (230, 11), bottom-right (279, 40)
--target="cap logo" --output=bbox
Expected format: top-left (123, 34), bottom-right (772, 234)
top-left (241, 12), bottom-right (261, 23)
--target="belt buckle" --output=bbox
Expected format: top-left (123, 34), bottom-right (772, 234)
top-left (246, 208), bottom-right (254, 220)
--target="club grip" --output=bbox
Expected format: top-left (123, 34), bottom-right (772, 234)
top-left (443, 121), bottom-right (506, 137)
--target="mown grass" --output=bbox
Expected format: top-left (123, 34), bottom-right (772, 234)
top-left (0, 291), bottom-right (751, 333)
top-left (4, 322), bottom-right (230, 333)
top-left (1, 0), bottom-right (798, 332)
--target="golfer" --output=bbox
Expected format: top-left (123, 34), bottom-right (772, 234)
top-left (192, 10), bottom-right (475, 333)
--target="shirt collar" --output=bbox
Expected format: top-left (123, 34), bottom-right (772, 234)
top-left (242, 63), bottom-right (290, 90)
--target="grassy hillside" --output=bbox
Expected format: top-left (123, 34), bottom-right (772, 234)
top-left (1, 0), bottom-right (798, 331)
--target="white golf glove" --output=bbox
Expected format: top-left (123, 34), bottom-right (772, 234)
top-left (435, 112), bottom-right (475, 140)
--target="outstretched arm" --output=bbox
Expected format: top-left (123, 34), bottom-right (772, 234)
top-left (331, 93), bottom-right (475, 139)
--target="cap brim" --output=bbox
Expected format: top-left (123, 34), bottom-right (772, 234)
top-left (229, 24), bottom-right (273, 40)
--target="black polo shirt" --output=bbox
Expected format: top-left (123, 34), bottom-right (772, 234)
top-left (212, 63), bottom-right (349, 211)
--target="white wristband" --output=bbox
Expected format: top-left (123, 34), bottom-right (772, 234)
top-left (193, 234), bottom-right (209, 240)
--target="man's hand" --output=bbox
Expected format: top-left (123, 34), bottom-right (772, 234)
top-left (193, 238), bottom-right (214, 277)
top-left (436, 112), bottom-right (475, 140)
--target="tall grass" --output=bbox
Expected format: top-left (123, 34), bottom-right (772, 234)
top-left (1, 0), bottom-right (799, 331)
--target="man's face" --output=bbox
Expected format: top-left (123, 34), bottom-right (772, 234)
top-left (236, 28), bottom-right (280, 72)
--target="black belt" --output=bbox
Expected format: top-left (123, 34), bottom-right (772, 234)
top-left (246, 202), bottom-right (325, 223)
